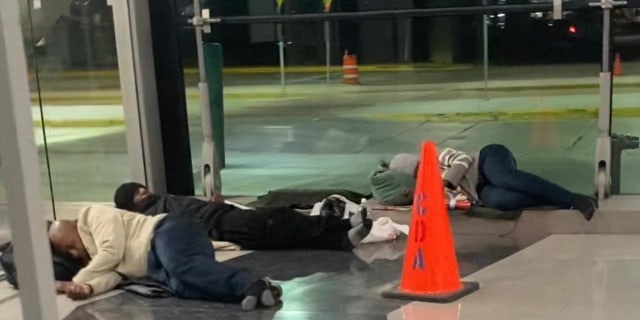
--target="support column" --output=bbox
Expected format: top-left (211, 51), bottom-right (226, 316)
top-left (148, 0), bottom-right (195, 195)
top-left (0, 1), bottom-right (57, 319)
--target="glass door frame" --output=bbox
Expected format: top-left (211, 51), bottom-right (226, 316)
top-left (0, 0), bottom-right (58, 318)
top-left (107, 0), bottom-right (167, 194)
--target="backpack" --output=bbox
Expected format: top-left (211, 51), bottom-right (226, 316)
top-left (0, 242), bottom-right (82, 289)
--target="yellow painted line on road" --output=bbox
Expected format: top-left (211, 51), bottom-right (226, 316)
top-left (30, 91), bottom-right (312, 105)
top-left (33, 119), bottom-right (126, 128)
top-left (31, 107), bottom-right (640, 128)
top-left (46, 64), bottom-right (470, 79)
top-left (470, 82), bottom-right (640, 92)
top-left (364, 107), bottom-right (640, 123)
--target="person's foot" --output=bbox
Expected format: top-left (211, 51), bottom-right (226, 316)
top-left (571, 194), bottom-right (598, 221)
top-left (349, 207), bottom-right (368, 227)
top-left (346, 219), bottom-right (373, 248)
top-left (241, 278), bottom-right (282, 311)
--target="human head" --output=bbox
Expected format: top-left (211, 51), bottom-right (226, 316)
top-left (113, 182), bottom-right (154, 212)
top-left (48, 220), bottom-right (90, 266)
top-left (389, 153), bottom-right (419, 178)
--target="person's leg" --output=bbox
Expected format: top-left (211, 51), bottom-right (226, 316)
top-left (215, 208), bottom-right (269, 249)
top-left (478, 144), bottom-right (596, 219)
top-left (480, 144), bottom-right (577, 207)
top-left (219, 207), bottom-right (369, 250)
top-left (282, 218), bottom-right (373, 251)
top-left (251, 207), bottom-right (361, 250)
top-left (147, 215), bottom-right (273, 304)
top-left (479, 185), bottom-right (543, 211)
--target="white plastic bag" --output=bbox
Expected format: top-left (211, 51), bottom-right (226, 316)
top-left (310, 194), bottom-right (362, 218)
top-left (361, 217), bottom-right (409, 244)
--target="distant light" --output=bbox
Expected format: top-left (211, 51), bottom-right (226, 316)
top-left (569, 26), bottom-right (577, 34)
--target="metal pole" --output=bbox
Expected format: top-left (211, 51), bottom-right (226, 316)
top-left (203, 43), bottom-right (226, 169)
top-left (483, 14), bottom-right (489, 99)
top-left (194, 0), bottom-right (206, 83)
top-left (591, 0), bottom-right (627, 199)
top-left (277, 21), bottom-right (285, 92)
top-left (602, 5), bottom-right (611, 74)
top-left (0, 1), bottom-right (57, 319)
top-left (192, 0), bottom-right (222, 198)
top-left (325, 20), bottom-right (330, 84)
top-left (205, 2), bottom-right (596, 25)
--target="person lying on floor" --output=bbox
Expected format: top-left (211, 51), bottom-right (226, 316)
top-left (371, 144), bottom-right (597, 221)
top-left (113, 182), bottom-right (373, 251)
top-left (49, 205), bottom-right (281, 310)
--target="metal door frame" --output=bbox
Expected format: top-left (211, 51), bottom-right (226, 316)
top-left (0, 0), bottom-right (57, 319)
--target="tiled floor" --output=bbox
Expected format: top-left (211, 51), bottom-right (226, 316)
top-left (2, 202), bottom-right (640, 319)
top-left (388, 234), bottom-right (640, 320)
top-left (51, 200), bottom-right (524, 320)
top-left (62, 233), bottom-right (520, 320)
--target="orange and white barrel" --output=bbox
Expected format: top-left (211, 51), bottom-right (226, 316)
top-left (342, 50), bottom-right (359, 85)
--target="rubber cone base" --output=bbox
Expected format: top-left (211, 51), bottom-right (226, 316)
top-left (382, 281), bottom-right (479, 303)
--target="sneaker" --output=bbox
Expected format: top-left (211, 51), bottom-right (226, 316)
top-left (260, 278), bottom-right (282, 307)
top-left (241, 278), bottom-right (282, 311)
top-left (571, 195), bottom-right (597, 221)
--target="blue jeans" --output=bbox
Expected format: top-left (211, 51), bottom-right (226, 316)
top-left (147, 215), bottom-right (257, 302)
top-left (477, 144), bottom-right (577, 211)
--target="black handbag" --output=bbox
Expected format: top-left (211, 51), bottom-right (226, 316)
top-left (0, 241), bottom-right (83, 289)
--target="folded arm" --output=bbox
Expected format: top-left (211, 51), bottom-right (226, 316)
top-left (439, 148), bottom-right (473, 189)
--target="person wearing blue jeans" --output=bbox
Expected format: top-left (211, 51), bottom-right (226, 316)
top-left (388, 144), bottom-right (597, 220)
top-left (49, 205), bottom-right (281, 310)
top-left (147, 215), bottom-right (273, 305)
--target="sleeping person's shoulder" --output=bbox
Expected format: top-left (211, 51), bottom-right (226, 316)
top-left (77, 204), bottom-right (121, 220)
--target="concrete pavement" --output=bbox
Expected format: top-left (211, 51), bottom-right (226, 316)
top-left (3, 66), bottom-right (640, 202)
top-left (30, 74), bottom-right (640, 127)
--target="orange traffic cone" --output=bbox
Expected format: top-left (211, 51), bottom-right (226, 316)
top-left (342, 51), bottom-right (359, 85)
top-left (382, 141), bottom-right (479, 303)
top-left (614, 53), bottom-right (622, 76)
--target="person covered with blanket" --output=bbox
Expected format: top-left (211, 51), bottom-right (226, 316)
top-left (113, 183), bottom-right (373, 251)
top-left (49, 204), bottom-right (281, 310)
top-left (370, 144), bottom-right (597, 221)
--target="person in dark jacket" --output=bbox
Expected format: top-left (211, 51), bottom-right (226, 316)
top-left (113, 182), bottom-right (372, 251)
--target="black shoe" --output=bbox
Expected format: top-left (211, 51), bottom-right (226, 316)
top-left (241, 278), bottom-right (282, 311)
top-left (262, 278), bottom-right (282, 305)
top-left (571, 195), bottom-right (597, 221)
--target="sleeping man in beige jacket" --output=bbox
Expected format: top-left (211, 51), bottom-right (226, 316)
top-left (48, 204), bottom-right (281, 311)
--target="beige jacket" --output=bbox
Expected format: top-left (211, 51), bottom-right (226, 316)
top-left (72, 205), bottom-right (166, 295)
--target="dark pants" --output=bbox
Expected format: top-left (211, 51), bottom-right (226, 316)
top-left (147, 215), bottom-right (257, 302)
top-left (477, 144), bottom-right (577, 211)
top-left (217, 207), bottom-right (353, 250)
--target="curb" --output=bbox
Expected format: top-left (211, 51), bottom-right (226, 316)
top-left (360, 107), bottom-right (640, 123)
top-left (49, 64), bottom-right (470, 79)
top-left (30, 91), bottom-right (312, 106)
top-left (30, 81), bottom-right (640, 106)
top-left (33, 107), bottom-right (640, 128)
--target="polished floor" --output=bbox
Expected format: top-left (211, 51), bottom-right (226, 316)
top-left (0, 206), bottom-right (524, 320)
top-left (4, 204), bottom-right (640, 319)
top-left (388, 234), bottom-right (640, 320)
top-left (61, 233), bottom-right (519, 320)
